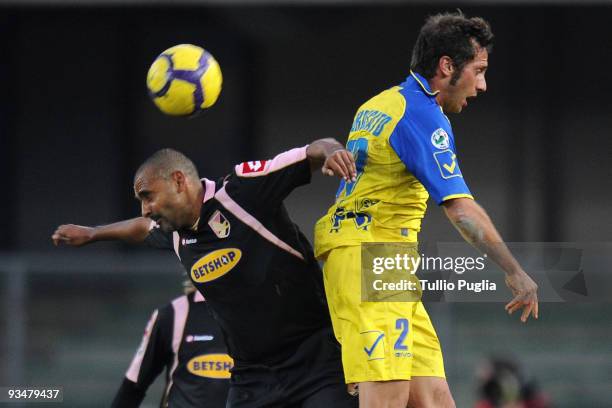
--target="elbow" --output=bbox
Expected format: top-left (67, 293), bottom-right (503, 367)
top-left (442, 197), bottom-right (472, 224)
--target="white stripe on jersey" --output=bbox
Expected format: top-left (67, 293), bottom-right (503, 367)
top-left (162, 295), bottom-right (189, 402)
top-left (125, 309), bottom-right (159, 382)
top-left (215, 185), bottom-right (305, 261)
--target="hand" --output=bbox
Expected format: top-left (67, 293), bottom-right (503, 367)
top-left (322, 148), bottom-right (357, 182)
top-left (52, 224), bottom-right (95, 247)
top-left (504, 270), bottom-right (539, 322)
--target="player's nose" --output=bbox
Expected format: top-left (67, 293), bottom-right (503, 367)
top-left (477, 77), bottom-right (487, 93)
top-left (141, 202), bottom-right (152, 218)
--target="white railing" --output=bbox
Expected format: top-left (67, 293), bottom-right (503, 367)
top-left (0, 251), bottom-right (183, 386)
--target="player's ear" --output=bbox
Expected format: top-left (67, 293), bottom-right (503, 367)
top-left (438, 56), bottom-right (454, 78)
top-left (171, 171), bottom-right (187, 192)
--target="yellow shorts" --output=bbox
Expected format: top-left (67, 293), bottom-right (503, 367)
top-left (322, 245), bottom-right (446, 383)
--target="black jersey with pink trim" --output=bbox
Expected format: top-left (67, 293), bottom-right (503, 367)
top-left (112, 291), bottom-right (230, 408)
top-left (145, 146), bottom-right (332, 364)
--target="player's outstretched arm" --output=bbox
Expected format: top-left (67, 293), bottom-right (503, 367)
top-left (306, 138), bottom-right (357, 182)
top-left (442, 198), bottom-right (539, 323)
top-left (52, 217), bottom-right (151, 247)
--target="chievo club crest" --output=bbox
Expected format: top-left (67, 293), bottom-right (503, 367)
top-left (208, 210), bottom-right (231, 238)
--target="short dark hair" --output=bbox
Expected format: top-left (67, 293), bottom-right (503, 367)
top-left (135, 148), bottom-right (200, 182)
top-left (410, 11), bottom-right (494, 84)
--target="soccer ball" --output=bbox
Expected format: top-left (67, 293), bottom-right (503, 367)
top-left (146, 44), bottom-right (223, 116)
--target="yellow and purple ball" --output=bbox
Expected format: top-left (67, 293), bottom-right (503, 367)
top-left (147, 44), bottom-right (223, 116)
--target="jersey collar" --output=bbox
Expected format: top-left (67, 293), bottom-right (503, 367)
top-left (202, 178), bottom-right (216, 203)
top-left (409, 70), bottom-right (439, 97)
top-left (188, 178), bottom-right (217, 232)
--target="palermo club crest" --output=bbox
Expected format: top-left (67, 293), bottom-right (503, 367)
top-left (208, 210), bottom-right (231, 238)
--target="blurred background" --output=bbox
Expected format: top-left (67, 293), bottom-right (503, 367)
top-left (1, 1), bottom-right (611, 407)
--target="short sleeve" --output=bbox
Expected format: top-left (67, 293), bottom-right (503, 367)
top-left (389, 107), bottom-right (473, 204)
top-left (226, 146), bottom-right (312, 208)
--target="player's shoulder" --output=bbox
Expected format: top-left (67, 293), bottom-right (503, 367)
top-left (232, 146), bottom-right (308, 179)
top-left (146, 299), bottom-right (177, 333)
top-left (158, 294), bottom-right (189, 320)
top-left (157, 295), bottom-right (188, 318)
top-left (389, 92), bottom-right (451, 149)
top-left (396, 91), bottom-right (449, 134)
top-left (396, 77), bottom-right (448, 127)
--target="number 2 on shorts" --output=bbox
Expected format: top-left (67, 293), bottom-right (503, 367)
top-left (394, 318), bottom-right (409, 350)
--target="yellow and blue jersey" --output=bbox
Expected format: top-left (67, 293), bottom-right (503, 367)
top-left (315, 71), bottom-right (473, 259)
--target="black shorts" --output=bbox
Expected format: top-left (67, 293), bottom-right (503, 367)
top-left (226, 327), bottom-right (357, 408)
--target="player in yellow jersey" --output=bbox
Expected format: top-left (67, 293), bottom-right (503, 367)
top-left (314, 12), bottom-right (539, 408)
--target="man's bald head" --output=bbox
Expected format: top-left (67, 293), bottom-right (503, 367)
top-left (135, 148), bottom-right (200, 183)
top-left (133, 149), bottom-right (203, 232)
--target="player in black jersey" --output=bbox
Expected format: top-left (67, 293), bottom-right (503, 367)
top-left (53, 139), bottom-right (358, 407)
top-left (112, 282), bottom-right (230, 408)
